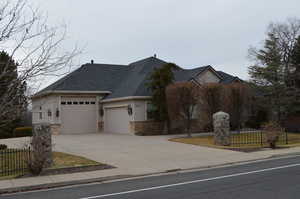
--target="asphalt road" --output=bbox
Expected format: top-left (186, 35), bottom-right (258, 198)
top-left (1, 155), bottom-right (300, 199)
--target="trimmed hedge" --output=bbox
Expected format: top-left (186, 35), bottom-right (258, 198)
top-left (13, 127), bottom-right (33, 138)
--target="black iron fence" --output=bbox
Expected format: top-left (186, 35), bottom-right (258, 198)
top-left (0, 148), bottom-right (31, 177)
top-left (230, 130), bottom-right (300, 147)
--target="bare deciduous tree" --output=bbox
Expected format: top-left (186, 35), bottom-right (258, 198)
top-left (198, 83), bottom-right (225, 131)
top-left (0, 0), bottom-right (81, 130)
top-left (167, 82), bottom-right (200, 137)
top-left (224, 83), bottom-right (252, 131)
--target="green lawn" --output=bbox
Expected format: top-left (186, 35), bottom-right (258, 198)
top-left (170, 132), bottom-right (300, 149)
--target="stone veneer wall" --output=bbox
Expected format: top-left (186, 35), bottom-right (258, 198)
top-left (130, 121), bottom-right (165, 135)
top-left (98, 121), bottom-right (104, 132)
top-left (33, 124), bottom-right (53, 167)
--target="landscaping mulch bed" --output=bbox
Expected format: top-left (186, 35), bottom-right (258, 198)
top-left (18, 164), bottom-right (115, 178)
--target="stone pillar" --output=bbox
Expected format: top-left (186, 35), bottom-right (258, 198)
top-left (213, 111), bottom-right (231, 146)
top-left (32, 124), bottom-right (53, 168)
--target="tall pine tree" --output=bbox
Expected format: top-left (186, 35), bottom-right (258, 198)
top-left (0, 51), bottom-right (27, 137)
top-left (249, 33), bottom-right (286, 122)
top-left (286, 36), bottom-right (300, 115)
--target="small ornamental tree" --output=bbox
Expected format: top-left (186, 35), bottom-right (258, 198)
top-left (198, 83), bottom-right (225, 131)
top-left (262, 121), bottom-right (284, 149)
top-left (167, 82), bottom-right (200, 137)
top-left (147, 63), bottom-right (179, 133)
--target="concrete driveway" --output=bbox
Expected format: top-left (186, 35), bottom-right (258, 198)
top-left (49, 133), bottom-right (262, 174)
top-left (1, 133), bottom-right (265, 174)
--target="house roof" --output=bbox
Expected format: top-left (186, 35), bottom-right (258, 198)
top-left (217, 71), bottom-right (242, 84)
top-left (35, 63), bottom-right (130, 96)
top-left (173, 66), bottom-right (209, 82)
top-left (105, 56), bottom-right (168, 99)
top-left (34, 56), bottom-right (242, 99)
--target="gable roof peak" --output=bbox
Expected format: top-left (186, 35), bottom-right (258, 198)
top-left (129, 56), bottom-right (167, 66)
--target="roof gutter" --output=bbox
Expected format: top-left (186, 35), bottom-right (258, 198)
top-left (32, 90), bottom-right (112, 99)
top-left (101, 96), bottom-right (152, 103)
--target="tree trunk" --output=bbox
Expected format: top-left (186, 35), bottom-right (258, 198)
top-left (186, 117), bottom-right (191, 137)
top-left (166, 118), bottom-right (171, 134)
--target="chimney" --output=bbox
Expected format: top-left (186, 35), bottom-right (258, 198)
top-left (91, 60), bottom-right (94, 64)
top-left (154, 54), bottom-right (157, 58)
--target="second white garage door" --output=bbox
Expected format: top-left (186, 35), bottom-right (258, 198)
top-left (61, 97), bottom-right (97, 134)
top-left (104, 107), bottom-right (130, 134)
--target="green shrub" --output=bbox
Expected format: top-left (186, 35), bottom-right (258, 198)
top-left (13, 127), bottom-right (33, 138)
top-left (0, 144), bottom-right (7, 150)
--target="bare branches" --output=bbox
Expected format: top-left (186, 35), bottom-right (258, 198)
top-left (224, 83), bottom-right (252, 131)
top-left (167, 82), bottom-right (200, 137)
top-left (0, 0), bottom-right (81, 129)
top-left (0, 0), bottom-right (81, 81)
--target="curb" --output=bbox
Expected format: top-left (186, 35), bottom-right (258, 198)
top-left (1, 152), bottom-right (300, 195)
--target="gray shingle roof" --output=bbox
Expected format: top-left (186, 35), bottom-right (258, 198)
top-left (35, 57), bottom-right (242, 99)
top-left (36, 63), bottom-right (130, 95)
top-left (217, 71), bottom-right (242, 84)
top-left (174, 66), bottom-right (209, 82)
top-left (105, 57), bottom-right (168, 99)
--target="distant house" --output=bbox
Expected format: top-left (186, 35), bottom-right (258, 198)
top-left (32, 56), bottom-right (241, 135)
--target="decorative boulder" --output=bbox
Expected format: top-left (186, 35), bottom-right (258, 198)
top-left (213, 111), bottom-right (231, 146)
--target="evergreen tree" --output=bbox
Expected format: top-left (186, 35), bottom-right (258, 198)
top-left (147, 63), bottom-right (179, 133)
top-left (0, 51), bottom-right (27, 137)
top-left (286, 36), bottom-right (300, 115)
top-left (291, 36), bottom-right (300, 88)
top-left (249, 33), bottom-right (286, 122)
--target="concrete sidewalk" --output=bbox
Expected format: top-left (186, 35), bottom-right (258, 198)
top-left (1, 134), bottom-right (300, 194)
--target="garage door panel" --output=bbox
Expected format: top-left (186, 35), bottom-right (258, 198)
top-left (104, 107), bottom-right (130, 134)
top-left (61, 97), bottom-right (97, 134)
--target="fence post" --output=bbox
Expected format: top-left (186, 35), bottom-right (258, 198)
top-left (260, 131), bottom-right (263, 147)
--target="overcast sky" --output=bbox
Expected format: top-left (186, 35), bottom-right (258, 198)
top-left (31, 0), bottom-right (300, 86)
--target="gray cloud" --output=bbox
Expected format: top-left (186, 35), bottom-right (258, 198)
top-left (31, 0), bottom-right (300, 86)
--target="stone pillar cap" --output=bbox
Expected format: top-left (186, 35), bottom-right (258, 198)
top-left (213, 111), bottom-right (229, 116)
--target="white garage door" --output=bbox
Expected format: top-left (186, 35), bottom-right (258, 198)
top-left (61, 97), bottom-right (97, 134)
top-left (104, 106), bottom-right (130, 134)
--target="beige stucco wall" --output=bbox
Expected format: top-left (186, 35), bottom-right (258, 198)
top-left (196, 69), bottom-right (220, 84)
top-left (101, 99), bottom-right (148, 122)
top-left (100, 99), bottom-right (149, 133)
top-left (32, 93), bottom-right (105, 135)
top-left (101, 100), bottom-right (134, 121)
top-left (32, 95), bottom-right (60, 125)
top-left (133, 100), bottom-right (147, 121)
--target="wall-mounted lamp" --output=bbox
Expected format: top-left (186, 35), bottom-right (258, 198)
top-left (127, 105), bottom-right (133, 115)
top-left (56, 108), bottom-right (60, 118)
